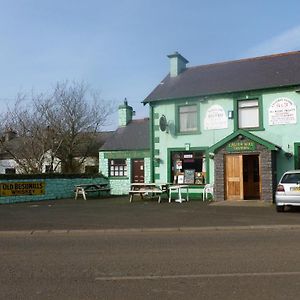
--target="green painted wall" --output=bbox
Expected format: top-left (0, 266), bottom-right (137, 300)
top-left (151, 95), bottom-right (233, 184)
top-left (150, 86), bottom-right (300, 184)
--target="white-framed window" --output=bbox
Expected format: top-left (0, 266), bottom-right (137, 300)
top-left (179, 105), bottom-right (198, 133)
top-left (109, 159), bottom-right (127, 177)
top-left (238, 99), bottom-right (259, 129)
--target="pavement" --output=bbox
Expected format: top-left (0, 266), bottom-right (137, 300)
top-left (1, 195), bottom-right (300, 233)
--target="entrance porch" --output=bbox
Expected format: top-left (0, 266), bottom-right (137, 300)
top-left (209, 130), bottom-right (279, 202)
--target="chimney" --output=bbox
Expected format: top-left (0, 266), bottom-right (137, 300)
top-left (118, 98), bottom-right (133, 127)
top-left (167, 51), bottom-right (189, 77)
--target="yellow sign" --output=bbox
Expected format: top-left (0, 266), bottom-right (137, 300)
top-left (0, 182), bottom-right (46, 196)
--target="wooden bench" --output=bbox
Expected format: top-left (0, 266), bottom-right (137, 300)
top-left (75, 184), bottom-right (110, 200)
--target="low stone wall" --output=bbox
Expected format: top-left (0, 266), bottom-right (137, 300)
top-left (0, 174), bottom-right (109, 204)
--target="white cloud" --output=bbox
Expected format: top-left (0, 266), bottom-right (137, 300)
top-left (242, 25), bottom-right (300, 58)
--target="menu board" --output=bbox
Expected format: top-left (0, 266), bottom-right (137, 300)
top-left (184, 169), bottom-right (195, 184)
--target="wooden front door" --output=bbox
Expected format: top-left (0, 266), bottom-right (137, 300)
top-left (225, 154), bottom-right (243, 200)
top-left (132, 159), bottom-right (144, 183)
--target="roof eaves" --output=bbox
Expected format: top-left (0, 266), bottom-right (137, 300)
top-left (143, 83), bottom-right (300, 104)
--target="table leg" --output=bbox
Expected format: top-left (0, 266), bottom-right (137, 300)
top-left (82, 189), bottom-right (87, 200)
top-left (169, 189), bottom-right (172, 203)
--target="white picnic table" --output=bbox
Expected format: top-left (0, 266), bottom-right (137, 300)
top-left (129, 183), bottom-right (169, 203)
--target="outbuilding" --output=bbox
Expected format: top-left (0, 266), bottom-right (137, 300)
top-left (99, 100), bottom-right (151, 195)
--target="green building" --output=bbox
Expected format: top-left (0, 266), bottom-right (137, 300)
top-left (99, 100), bottom-right (151, 195)
top-left (143, 51), bottom-right (300, 201)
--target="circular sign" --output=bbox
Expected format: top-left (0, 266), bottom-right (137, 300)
top-left (159, 115), bottom-right (168, 132)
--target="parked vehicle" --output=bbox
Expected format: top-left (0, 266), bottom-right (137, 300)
top-left (275, 170), bottom-right (300, 212)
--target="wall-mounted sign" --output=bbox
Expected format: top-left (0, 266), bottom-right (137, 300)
top-left (268, 97), bottom-right (297, 125)
top-left (226, 141), bottom-right (256, 152)
top-left (0, 182), bottom-right (45, 197)
top-left (204, 104), bottom-right (228, 130)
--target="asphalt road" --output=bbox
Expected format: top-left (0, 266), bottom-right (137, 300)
top-left (1, 197), bottom-right (300, 231)
top-left (1, 228), bottom-right (300, 300)
top-left (1, 197), bottom-right (300, 299)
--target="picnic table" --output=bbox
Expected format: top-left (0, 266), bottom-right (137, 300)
top-left (129, 183), bottom-right (169, 203)
top-left (74, 183), bottom-right (110, 200)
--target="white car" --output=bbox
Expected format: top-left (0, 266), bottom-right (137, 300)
top-left (275, 170), bottom-right (300, 212)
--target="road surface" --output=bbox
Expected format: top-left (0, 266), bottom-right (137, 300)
top-left (1, 227), bottom-right (300, 299)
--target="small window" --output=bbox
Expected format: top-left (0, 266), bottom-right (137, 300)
top-left (179, 105), bottom-right (198, 133)
top-left (109, 159), bottom-right (127, 177)
top-left (238, 99), bottom-right (259, 129)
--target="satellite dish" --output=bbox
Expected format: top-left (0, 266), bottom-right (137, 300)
top-left (159, 115), bottom-right (168, 132)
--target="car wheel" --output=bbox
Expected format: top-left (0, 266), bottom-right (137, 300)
top-left (276, 205), bottom-right (284, 212)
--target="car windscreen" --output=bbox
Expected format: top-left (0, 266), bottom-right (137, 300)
top-left (281, 173), bottom-right (300, 183)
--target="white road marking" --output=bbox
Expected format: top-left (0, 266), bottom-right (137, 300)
top-left (95, 271), bottom-right (300, 281)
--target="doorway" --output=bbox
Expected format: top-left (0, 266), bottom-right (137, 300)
top-left (225, 154), bottom-right (260, 200)
top-left (243, 155), bottom-right (260, 199)
top-left (132, 159), bottom-right (144, 183)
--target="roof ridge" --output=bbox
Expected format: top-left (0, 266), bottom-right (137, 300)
top-left (187, 50), bottom-right (300, 70)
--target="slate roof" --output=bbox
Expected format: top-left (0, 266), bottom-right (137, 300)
top-left (100, 118), bottom-right (149, 151)
top-left (143, 51), bottom-right (300, 103)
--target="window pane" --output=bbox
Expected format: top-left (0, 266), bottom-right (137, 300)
top-left (180, 105), bottom-right (196, 113)
top-left (239, 107), bottom-right (259, 128)
top-left (179, 105), bottom-right (197, 132)
top-left (238, 100), bottom-right (259, 128)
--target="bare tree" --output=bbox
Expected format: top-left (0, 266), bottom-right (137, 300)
top-left (0, 81), bottom-right (114, 174)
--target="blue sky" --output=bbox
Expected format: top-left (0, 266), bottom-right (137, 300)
top-left (1, 0), bottom-right (300, 130)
